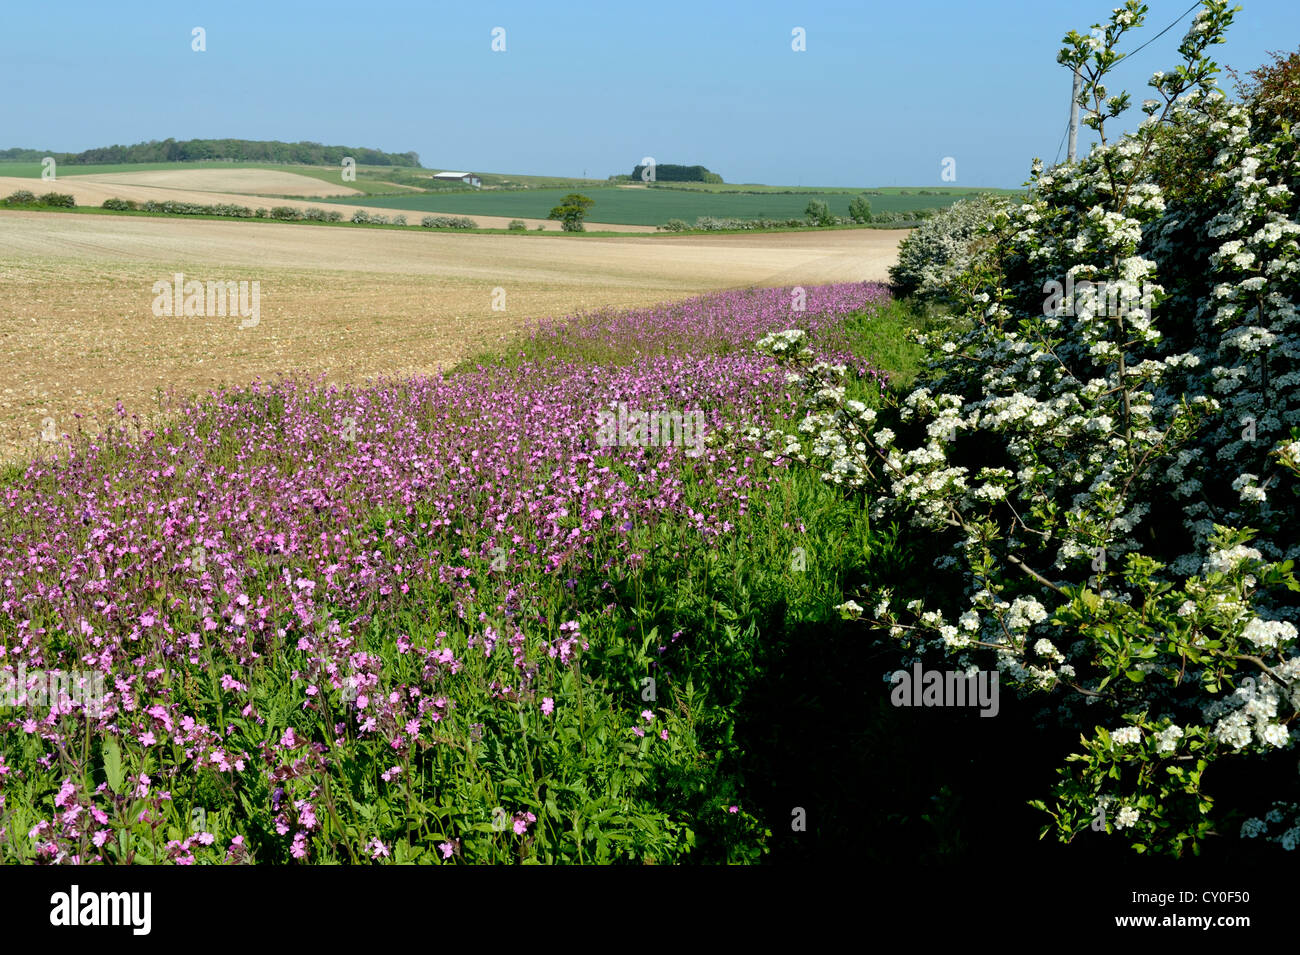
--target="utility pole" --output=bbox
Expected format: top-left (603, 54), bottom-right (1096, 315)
top-left (1067, 65), bottom-right (1081, 162)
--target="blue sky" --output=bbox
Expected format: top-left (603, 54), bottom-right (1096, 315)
top-left (2, 0), bottom-right (1296, 187)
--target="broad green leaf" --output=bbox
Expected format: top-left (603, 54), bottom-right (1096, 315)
top-left (103, 738), bottom-right (124, 794)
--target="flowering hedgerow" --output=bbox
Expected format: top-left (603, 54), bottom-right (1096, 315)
top-left (755, 2), bottom-right (1300, 857)
top-left (0, 282), bottom-right (888, 864)
top-left (888, 194), bottom-right (1013, 302)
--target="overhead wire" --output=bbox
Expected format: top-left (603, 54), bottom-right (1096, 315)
top-left (1122, 0), bottom-right (1203, 61)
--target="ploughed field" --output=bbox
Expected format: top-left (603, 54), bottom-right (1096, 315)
top-left (0, 210), bottom-right (905, 462)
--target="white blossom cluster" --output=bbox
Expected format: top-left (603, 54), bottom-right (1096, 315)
top-left (889, 195), bottom-right (1014, 301)
top-left (755, 329), bottom-right (812, 357)
top-left (1202, 670), bottom-right (1296, 750)
top-left (752, 337), bottom-right (885, 489)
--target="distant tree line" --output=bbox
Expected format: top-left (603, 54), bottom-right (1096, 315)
top-left (0, 148), bottom-right (50, 161)
top-left (625, 163), bottom-right (723, 183)
top-left (0, 140), bottom-right (420, 167)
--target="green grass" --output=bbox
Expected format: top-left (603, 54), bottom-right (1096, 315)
top-left (835, 297), bottom-right (946, 393)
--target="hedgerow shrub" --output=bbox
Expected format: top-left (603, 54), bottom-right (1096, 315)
top-left (508, 219), bottom-right (528, 231)
top-left (688, 213), bottom-right (910, 232)
top-left (869, 209), bottom-right (937, 225)
top-left (392, 214), bottom-right (407, 226)
top-left (101, 198), bottom-right (136, 211)
top-left (141, 200), bottom-right (190, 214)
top-left (888, 194), bottom-right (1010, 301)
top-left (421, 215), bottom-right (477, 229)
top-left (270, 206), bottom-right (304, 221)
top-left (694, 216), bottom-right (807, 231)
top-left (1, 191), bottom-right (76, 208)
top-left (351, 210), bottom-right (370, 224)
top-left (758, 0), bottom-right (1300, 858)
top-left (133, 200), bottom-right (257, 218)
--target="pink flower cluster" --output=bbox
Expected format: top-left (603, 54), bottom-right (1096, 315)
top-left (0, 283), bottom-right (890, 862)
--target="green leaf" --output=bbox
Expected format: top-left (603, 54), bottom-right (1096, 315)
top-left (103, 738), bottom-right (124, 794)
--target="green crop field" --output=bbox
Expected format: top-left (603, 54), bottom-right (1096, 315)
top-left (0, 158), bottom-right (1023, 225)
top-left (319, 185), bottom-right (1019, 226)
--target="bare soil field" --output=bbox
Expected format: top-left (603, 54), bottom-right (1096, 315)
top-left (0, 210), bottom-right (905, 462)
top-left (62, 168), bottom-right (363, 197)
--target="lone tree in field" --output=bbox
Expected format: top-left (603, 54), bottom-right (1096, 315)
top-left (548, 193), bottom-right (595, 232)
